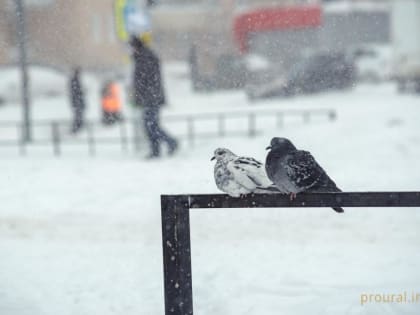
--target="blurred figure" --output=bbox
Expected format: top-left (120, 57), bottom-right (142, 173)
top-left (69, 67), bottom-right (86, 133)
top-left (101, 80), bottom-right (123, 125)
top-left (188, 44), bottom-right (200, 90)
top-left (129, 34), bottom-right (178, 159)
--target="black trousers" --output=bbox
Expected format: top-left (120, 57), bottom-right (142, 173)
top-left (71, 107), bottom-right (85, 133)
top-left (143, 107), bottom-right (177, 157)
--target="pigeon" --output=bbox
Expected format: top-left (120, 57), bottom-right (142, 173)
top-left (211, 148), bottom-right (280, 197)
top-left (265, 137), bottom-right (344, 213)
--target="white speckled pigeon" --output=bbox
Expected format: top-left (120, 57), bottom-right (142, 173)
top-left (211, 148), bottom-right (280, 197)
top-left (265, 137), bottom-right (344, 213)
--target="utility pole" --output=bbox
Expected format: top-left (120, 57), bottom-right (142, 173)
top-left (15, 0), bottom-right (31, 142)
top-left (146, 0), bottom-right (156, 6)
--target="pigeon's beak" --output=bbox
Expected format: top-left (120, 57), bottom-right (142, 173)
top-left (210, 156), bottom-right (215, 161)
top-left (265, 146), bottom-right (272, 150)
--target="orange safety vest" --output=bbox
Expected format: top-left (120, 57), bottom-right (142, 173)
top-left (102, 83), bottom-right (122, 113)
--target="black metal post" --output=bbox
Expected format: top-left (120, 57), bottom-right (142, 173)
top-left (161, 195), bottom-right (193, 315)
top-left (147, 0), bottom-right (156, 6)
top-left (119, 121), bottom-right (128, 153)
top-left (86, 122), bottom-right (95, 156)
top-left (218, 114), bottom-right (225, 137)
top-left (15, 0), bottom-right (31, 142)
top-left (51, 121), bottom-right (61, 156)
top-left (187, 192), bottom-right (420, 209)
top-left (248, 112), bottom-right (256, 137)
top-left (18, 122), bottom-right (26, 156)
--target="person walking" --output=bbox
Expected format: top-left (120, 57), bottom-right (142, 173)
top-left (69, 67), bottom-right (86, 134)
top-left (101, 80), bottom-right (123, 125)
top-left (129, 34), bottom-right (178, 159)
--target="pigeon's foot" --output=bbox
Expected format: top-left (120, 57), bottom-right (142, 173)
top-left (332, 207), bottom-right (344, 213)
top-left (289, 193), bottom-right (297, 201)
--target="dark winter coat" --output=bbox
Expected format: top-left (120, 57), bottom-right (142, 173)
top-left (132, 43), bottom-right (166, 108)
top-left (70, 73), bottom-right (85, 111)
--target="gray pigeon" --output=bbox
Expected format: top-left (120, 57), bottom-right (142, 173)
top-left (265, 137), bottom-right (344, 213)
top-left (211, 148), bottom-right (279, 197)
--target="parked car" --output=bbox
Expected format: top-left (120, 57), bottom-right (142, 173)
top-left (246, 52), bottom-right (356, 101)
top-left (351, 44), bottom-right (392, 82)
top-left (189, 45), bottom-right (249, 91)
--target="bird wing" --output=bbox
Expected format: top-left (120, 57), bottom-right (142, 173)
top-left (285, 150), bottom-right (327, 191)
top-left (214, 162), bottom-right (251, 197)
top-left (227, 156), bottom-right (272, 190)
top-left (235, 156), bottom-right (263, 168)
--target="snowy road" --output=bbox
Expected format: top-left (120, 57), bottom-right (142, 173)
top-left (0, 63), bottom-right (419, 315)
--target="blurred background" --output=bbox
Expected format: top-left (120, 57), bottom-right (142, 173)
top-left (0, 0), bottom-right (418, 148)
top-left (0, 0), bottom-right (418, 118)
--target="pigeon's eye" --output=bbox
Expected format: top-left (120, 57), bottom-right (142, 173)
top-left (218, 151), bottom-right (225, 155)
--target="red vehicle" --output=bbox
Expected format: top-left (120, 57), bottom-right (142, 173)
top-left (233, 5), bottom-right (321, 54)
top-left (190, 4), bottom-right (322, 91)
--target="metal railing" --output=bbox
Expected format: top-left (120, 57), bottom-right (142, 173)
top-left (0, 108), bottom-right (335, 156)
top-left (160, 192), bottom-right (420, 315)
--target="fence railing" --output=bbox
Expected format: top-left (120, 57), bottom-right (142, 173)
top-left (0, 108), bottom-right (335, 156)
top-left (160, 192), bottom-right (420, 315)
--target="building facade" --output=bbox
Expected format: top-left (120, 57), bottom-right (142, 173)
top-left (0, 0), bottom-right (127, 70)
top-left (0, 0), bottom-right (390, 68)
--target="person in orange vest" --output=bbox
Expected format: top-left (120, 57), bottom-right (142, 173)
top-left (101, 81), bottom-right (123, 125)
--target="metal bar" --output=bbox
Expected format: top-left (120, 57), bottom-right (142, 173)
top-left (19, 139), bottom-right (61, 145)
top-left (51, 122), bottom-right (61, 156)
top-left (164, 109), bottom-right (335, 121)
top-left (0, 109), bottom-right (337, 127)
top-left (248, 112), bottom-right (256, 137)
top-left (15, 0), bottom-right (31, 142)
top-left (119, 121), bottom-right (128, 153)
top-left (169, 192), bottom-right (420, 209)
top-left (86, 122), bottom-right (95, 156)
top-left (0, 108), bottom-right (338, 155)
top-left (161, 196), bottom-right (194, 315)
top-left (218, 114), bottom-right (225, 137)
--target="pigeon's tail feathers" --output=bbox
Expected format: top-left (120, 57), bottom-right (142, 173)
top-left (330, 187), bottom-right (344, 213)
top-left (254, 185), bottom-right (281, 194)
top-left (333, 187), bottom-right (344, 213)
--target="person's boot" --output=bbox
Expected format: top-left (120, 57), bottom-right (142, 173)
top-left (146, 141), bottom-right (160, 159)
top-left (168, 140), bottom-right (178, 156)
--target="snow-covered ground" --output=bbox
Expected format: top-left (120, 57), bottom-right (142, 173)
top-left (0, 63), bottom-right (419, 315)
